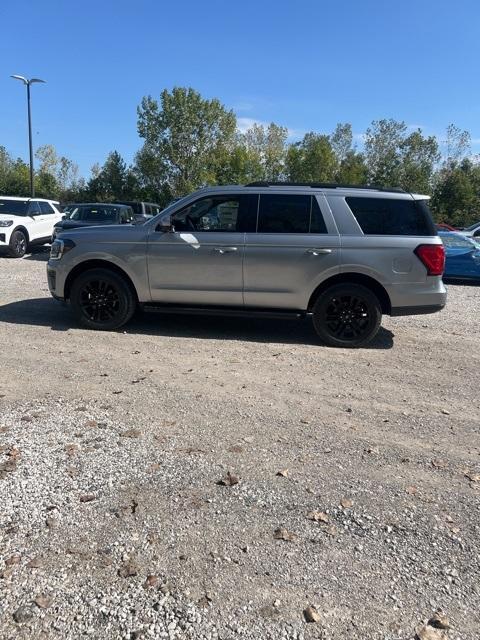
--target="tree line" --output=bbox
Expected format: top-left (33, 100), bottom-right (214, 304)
top-left (1, 86), bottom-right (479, 227)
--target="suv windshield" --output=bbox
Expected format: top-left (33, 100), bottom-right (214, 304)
top-left (0, 199), bottom-right (29, 216)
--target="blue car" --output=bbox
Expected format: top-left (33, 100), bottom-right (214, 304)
top-left (439, 231), bottom-right (480, 281)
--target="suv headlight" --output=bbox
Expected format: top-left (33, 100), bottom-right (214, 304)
top-left (50, 238), bottom-right (76, 260)
top-left (0, 220), bottom-right (14, 227)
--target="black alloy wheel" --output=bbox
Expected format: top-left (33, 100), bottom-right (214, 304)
top-left (70, 268), bottom-right (136, 330)
top-left (312, 283), bottom-right (382, 348)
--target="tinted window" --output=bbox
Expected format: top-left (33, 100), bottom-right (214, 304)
top-left (258, 194), bottom-right (310, 233)
top-left (72, 206), bottom-right (119, 223)
top-left (39, 201), bottom-right (55, 214)
top-left (310, 197), bottom-right (328, 234)
top-left (346, 197), bottom-right (435, 236)
top-left (120, 207), bottom-right (134, 223)
top-left (28, 201), bottom-right (41, 215)
top-left (0, 199), bottom-right (28, 215)
top-left (257, 194), bottom-right (327, 233)
top-left (172, 196), bottom-right (243, 232)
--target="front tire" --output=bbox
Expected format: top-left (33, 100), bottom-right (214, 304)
top-left (70, 268), bottom-right (136, 330)
top-left (8, 230), bottom-right (27, 258)
top-left (312, 283), bottom-right (382, 348)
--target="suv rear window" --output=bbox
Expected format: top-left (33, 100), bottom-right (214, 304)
top-left (72, 206), bottom-right (119, 222)
top-left (346, 197), bottom-right (435, 236)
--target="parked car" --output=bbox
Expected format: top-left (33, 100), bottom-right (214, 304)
top-left (0, 196), bottom-right (63, 258)
top-left (114, 201), bottom-right (163, 222)
top-left (47, 182), bottom-right (446, 347)
top-left (460, 220), bottom-right (480, 238)
top-left (52, 203), bottom-right (136, 239)
top-left (60, 204), bottom-right (77, 218)
top-left (439, 231), bottom-right (480, 281)
top-left (436, 222), bottom-right (458, 231)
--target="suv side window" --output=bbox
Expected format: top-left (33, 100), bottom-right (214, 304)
top-left (39, 201), bottom-right (55, 214)
top-left (28, 201), bottom-right (41, 215)
top-left (257, 194), bottom-right (327, 233)
top-left (172, 195), bottom-right (245, 232)
top-left (121, 207), bottom-right (134, 223)
top-left (310, 196), bottom-right (328, 234)
top-left (346, 197), bottom-right (435, 236)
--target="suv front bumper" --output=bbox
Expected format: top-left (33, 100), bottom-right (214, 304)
top-left (47, 260), bottom-right (68, 301)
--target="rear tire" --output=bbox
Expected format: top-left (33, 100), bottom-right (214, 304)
top-left (312, 283), bottom-right (382, 348)
top-left (8, 230), bottom-right (27, 258)
top-left (70, 268), bottom-right (136, 330)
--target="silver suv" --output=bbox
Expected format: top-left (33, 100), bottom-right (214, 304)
top-left (47, 183), bottom-right (446, 347)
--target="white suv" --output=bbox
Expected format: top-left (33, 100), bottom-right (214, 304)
top-left (0, 196), bottom-right (63, 258)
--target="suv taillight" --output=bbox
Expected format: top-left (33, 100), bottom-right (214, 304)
top-left (414, 244), bottom-right (445, 276)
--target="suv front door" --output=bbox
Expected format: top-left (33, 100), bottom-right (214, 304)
top-left (243, 192), bottom-right (340, 310)
top-left (36, 201), bottom-right (62, 240)
top-left (147, 194), bottom-right (252, 306)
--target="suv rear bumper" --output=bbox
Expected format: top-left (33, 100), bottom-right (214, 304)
top-left (386, 279), bottom-right (447, 316)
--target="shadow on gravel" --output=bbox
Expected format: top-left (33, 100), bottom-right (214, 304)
top-left (0, 297), bottom-right (395, 348)
top-left (0, 298), bottom-right (73, 332)
top-left (23, 246), bottom-right (51, 262)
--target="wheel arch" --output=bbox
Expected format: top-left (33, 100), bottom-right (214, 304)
top-left (64, 260), bottom-right (139, 302)
top-left (11, 226), bottom-right (30, 243)
top-left (307, 273), bottom-right (391, 315)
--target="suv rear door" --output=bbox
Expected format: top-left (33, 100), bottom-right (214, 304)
top-left (147, 193), bottom-right (252, 306)
top-left (243, 192), bottom-right (340, 310)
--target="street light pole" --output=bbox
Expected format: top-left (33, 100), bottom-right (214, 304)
top-left (10, 75), bottom-right (46, 198)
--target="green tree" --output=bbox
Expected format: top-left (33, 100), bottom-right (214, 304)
top-left (136, 87), bottom-right (237, 197)
top-left (87, 151), bottom-right (136, 201)
top-left (431, 158), bottom-right (480, 227)
top-left (35, 144), bottom-right (81, 199)
top-left (364, 119), bottom-right (407, 187)
top-left (364, 119), bottom-right (439, 192)
top-left (330, 123), bottom-right (368, 184)
top-left (286, 132), bottom-right (337, 182)
top-left (242, 122), bottom-right (288, 181)
top-left (0, 147), bottom-right (30, 196)
top-left (400, 130), bottom-right (440, 193)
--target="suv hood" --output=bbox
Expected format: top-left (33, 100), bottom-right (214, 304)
top-left (55, 223), bottom-right (148, 243)
top-left (0, 212), bottom-right (24, 221)
top-left (55, 220), bottom-right (117, 231)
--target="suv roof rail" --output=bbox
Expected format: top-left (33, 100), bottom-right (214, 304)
top-left (245, 181), bottom-right (406, 193)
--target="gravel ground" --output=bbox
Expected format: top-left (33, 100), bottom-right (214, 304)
top-left (0, 249), bottom-right (479, 640)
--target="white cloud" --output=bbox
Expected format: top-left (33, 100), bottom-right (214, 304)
top-left (236, 117), bottom-right (269, 133)
top-left (236, 116), bottom-right (305, 140)
top-left (232, 101), bottom-right (255, 112)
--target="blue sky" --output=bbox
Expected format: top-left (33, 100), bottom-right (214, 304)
top-left (1, 0), bottom-right (479, 177)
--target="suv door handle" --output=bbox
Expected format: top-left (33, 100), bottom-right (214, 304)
top-left (306, 248), bottom-right (332, 256)
top-left (213, 246), bottom-right (238, 254)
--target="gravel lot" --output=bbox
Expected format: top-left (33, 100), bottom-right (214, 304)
top-left (1, 248), bottom-right (479, 640)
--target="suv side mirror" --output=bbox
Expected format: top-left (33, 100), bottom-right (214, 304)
top-left (156, 218), bottom-right (175, 233)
